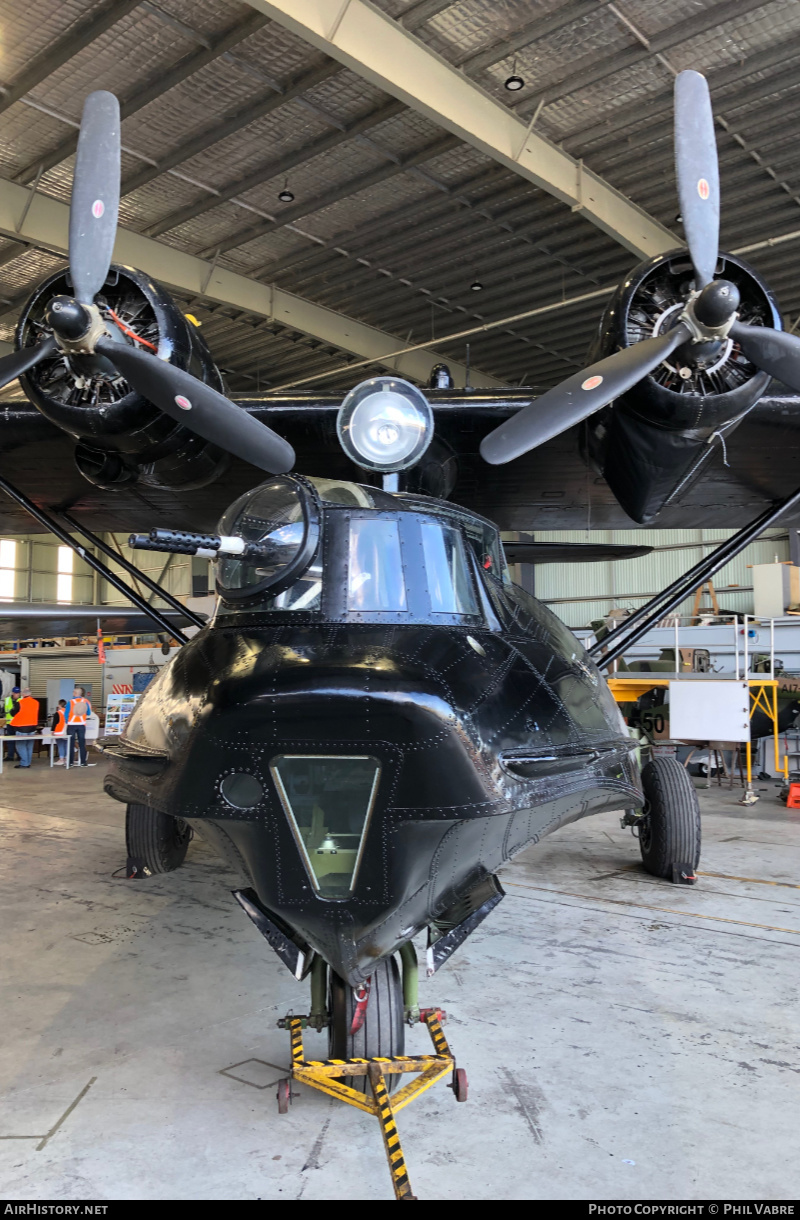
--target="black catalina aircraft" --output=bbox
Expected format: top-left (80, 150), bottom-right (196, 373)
top-left (0, 71), bottom-right (797, 1069)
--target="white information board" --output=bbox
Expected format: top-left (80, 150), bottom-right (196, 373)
top-left (668, 680), bottom-right (750, 743)
top-left (104, 692), bottom-right (139, 736)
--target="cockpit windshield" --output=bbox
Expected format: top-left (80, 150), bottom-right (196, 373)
top-left (347, 520), bottom-right (407, 611)
top-left (420, 522), bottom-right (478, 614)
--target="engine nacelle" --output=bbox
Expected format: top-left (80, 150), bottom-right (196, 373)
top-left (16, 264), bottom-right (228, 491)
top-left (584, 249), bottom-right (782, 522)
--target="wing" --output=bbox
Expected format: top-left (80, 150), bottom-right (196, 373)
top-left (503, 542), bottom-right (653, 564)
top-left (0, 603), bottom-right (204, 637)
top-left (0, 388), bottom-right (799, 534)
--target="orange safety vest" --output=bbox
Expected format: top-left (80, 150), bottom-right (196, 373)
top-left (67, 698), bottom-right (90, 725)
top-left (55, 709), bottom-right (66, 734)
top-left (10, 695), bottom-right (39, 728)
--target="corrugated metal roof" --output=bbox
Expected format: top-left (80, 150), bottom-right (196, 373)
top-left (0, 0), bottom-right (799, 392)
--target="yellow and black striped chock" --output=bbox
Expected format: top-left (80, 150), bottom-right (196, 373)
top-left (276, 1005), bottom-right (462, 1200)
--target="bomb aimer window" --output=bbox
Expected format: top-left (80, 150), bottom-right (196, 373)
top-left (270, 755), bottom-right (381, 898)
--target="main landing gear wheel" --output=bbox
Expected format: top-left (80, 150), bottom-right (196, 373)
top-left (638, 756), bottom-right (701, 882)
top-left (125, 803), bottom-right (192, 874)
top-left (328, 956), bottom-right (405, 1094)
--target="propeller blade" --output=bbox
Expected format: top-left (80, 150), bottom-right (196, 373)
top-left (69, 91), bottom-right (120, 305)
top-left (0, 335), bottom-right (57, 391)
top-left (674, 70), bottom-right (720, 289)
top-left (730, 321), bottom-right (800, 392)
top-left (480, 323), bottom-right (691, 465)
top-left (95, 336), bottom-right (295, 474)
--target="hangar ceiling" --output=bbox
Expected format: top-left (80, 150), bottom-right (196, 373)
top-left (0, 0), bottom-right (798, 400)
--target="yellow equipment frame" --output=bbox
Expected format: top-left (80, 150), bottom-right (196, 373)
top-left (278, 1010), bottom-right (457, 1201)
top-left (606, 676), bottom-right (782, 784)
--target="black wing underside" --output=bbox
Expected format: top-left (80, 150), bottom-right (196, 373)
top-left (0, 389), bottom-right (798, 533)
top-left (0, 604), bottom-right (203, 637)
top-left (503, 542), bottom-right (653, 563)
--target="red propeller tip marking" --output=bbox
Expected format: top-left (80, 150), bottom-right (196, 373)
top-left (92, 199), bottom-right (105, 218)
top-left (581, 375), bottom-right (603, 391)
top-left (697, 178), bottom-right (710, 200)
top-left (175, 395), bottom-right (192, 410)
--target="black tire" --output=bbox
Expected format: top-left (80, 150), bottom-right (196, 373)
top-left (329, 957), bottom-right (405, 1093)
top-left (125, 803), bottom-right (192, 874)
top-left (638, 756), bottom-right (701, 880)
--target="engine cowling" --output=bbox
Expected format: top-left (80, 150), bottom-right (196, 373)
top-left (584, 249), bottom-right (782, 522)
top-left (16, 264), bottom-right (229, 491)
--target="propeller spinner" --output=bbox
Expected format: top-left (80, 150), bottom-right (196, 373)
top-left (0, 92), bottom-right (295, 475)
top-left (480, 69), bottom-right (800, 466)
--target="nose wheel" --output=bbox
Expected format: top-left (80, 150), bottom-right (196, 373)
top-left (328, 957), bottom-right (405, 1093)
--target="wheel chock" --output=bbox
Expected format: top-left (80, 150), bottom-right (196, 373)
top-left (671, 863), bottom-right (697, 885)
top-left (276, 1008), bottom-right (461, 1200)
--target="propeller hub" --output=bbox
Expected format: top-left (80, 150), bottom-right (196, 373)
top-left (45, 297), bottom-right (109, 355)
top-left (45, 296), bottom-right (93, 342)
top-left (678, 279), bottom-right (740, 347)
top-left (694, 279), bottom-right (740, 328)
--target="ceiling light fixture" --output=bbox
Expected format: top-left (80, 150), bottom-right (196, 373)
top-left (278, 179), bottom-right (294, 203)
top-left (504, 58), bottom-right (525, 91)
top-left (470, 280), bottom-right (484, 292)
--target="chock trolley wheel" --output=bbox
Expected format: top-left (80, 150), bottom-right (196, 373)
top-left (277, 1078), bottom-right (291, 1115)
top-left (452, 1067), bottom-right (468, 1102)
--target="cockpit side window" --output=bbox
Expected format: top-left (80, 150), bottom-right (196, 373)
top-left (347, 519), bottom-right (407, 612)
top-left (421, 522), bottom-right (479, 615)
top-left (463, 521), bottom-right (511, 585)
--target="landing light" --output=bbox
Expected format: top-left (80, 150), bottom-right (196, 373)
top-left (337, 376), bottom-right (434, 472)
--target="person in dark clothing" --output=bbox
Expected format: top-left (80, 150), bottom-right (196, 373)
top-left (51, 699), bottom-right (68, 765)
top-left (4, 685), bottom-right (20, 761)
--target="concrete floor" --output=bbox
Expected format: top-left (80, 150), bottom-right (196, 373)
top-left (1, 756), bottom-right (799, 1201)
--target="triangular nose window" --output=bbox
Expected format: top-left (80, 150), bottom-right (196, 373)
top-left (270, 755), bottom-right (381, 898)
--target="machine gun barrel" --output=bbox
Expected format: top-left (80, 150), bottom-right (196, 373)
top-left (129, 528), bottom-right (257, 560)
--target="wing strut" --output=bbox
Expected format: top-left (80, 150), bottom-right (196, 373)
top-left (589, 486), bottom-right (800, 668)
top-left (0, 473), bottom-right (191, 644)
top-left (58, 510), bottom-right (205, 630)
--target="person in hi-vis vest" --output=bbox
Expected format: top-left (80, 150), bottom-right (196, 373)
top-left (4, 685), bottom-right (21, 761)
top-left (51, 699), bottom-right (68, 765)
top-left (9, 687), bottom-right (40, 768)
top-left (65, 686), bottom-right (95, 768)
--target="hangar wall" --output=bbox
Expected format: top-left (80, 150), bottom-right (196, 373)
top-left (0, 533), bottom-right (211, 608)
top-left (514, 528), bottom-right (790, 630)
